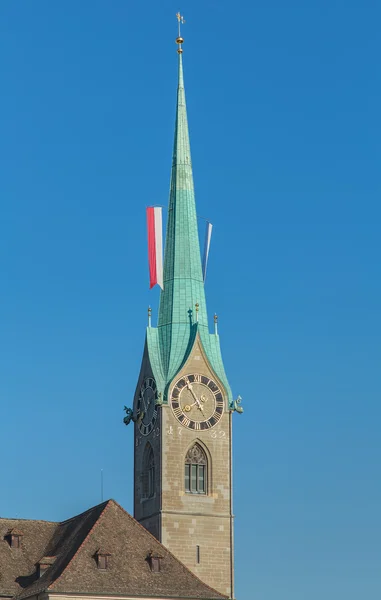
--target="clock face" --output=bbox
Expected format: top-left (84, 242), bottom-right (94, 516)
top-left (137, 377), bottom-right (158, 436)
top-left (170, 374), bottom-right (224, 430)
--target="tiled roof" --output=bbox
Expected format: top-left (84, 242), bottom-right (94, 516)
top-left (0, 516), bottom-right (57, 596)
top-left (0, 500), bottom-right (227, 600)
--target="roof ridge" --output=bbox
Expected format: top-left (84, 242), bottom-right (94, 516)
top-left (47, 500), bottom-right (112, 591)
top-left (57, 500), bottom-right (109, 526)
top-left (110, 500), bottom-right (229, 599)
top-left (0, 517), bottom-right (57, 524)
top-left (0, 501), bottom-right (110, 528)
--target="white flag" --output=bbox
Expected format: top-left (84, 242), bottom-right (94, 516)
top-left (202, 222), bottom-right (213, 281)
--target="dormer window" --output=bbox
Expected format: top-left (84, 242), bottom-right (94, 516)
top-left (37, 556), bottom-right (56, 577)
top-left (38, 564), bottom-right (47, 578)
top-left (5, 528), bottom-right (23, 548)
top-left (147, 551), bottom-right (163, 573)
top-left (95, 549), bottom-right (111, 570)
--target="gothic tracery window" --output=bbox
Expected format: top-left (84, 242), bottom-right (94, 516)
top-left (142, 443), bottom-right (155, 499)
top-left (185, 443), bottom-right (207, 494)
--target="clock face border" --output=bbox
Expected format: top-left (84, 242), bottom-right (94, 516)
top-left (137, 377), bottom-right (158, 436)
top-left (170, 373), bottom-right (224, 430)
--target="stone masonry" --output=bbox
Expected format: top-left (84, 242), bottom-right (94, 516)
top-left (134, 337), bottom-right (234, 598)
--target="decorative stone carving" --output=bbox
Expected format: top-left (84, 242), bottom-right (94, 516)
top-left (185, 443), bottom-right (206, 465)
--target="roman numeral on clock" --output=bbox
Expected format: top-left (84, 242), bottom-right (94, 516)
top-left (173, 406), bottom-right (183, 418)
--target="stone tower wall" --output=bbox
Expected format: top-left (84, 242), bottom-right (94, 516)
top-left (134, 339), bottom-right (234, 598)
top-left (160, 339), bottom-right (233, 598)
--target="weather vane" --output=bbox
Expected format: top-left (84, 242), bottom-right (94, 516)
top-left (176, 12), bottom-right (185, 35)
top-left (176, 12), bottom-right (185, 53)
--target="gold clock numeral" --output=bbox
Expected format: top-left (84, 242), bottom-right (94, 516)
top-left (194, 374), bottom-right (201, 383)
top-left (181, 416), bottom-right (191, 427)
top-left (213, 387), bottom-right (221, 397)
top-left (194, 422), bottom-right (201, 430)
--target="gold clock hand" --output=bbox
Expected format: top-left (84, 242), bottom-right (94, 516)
top-left (186, 381), bottom-right (199, 403)
top-left (186, 382), bottom-right (204, 414)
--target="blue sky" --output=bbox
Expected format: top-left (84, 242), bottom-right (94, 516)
top-left (1, 1), bottom-right (380, 599)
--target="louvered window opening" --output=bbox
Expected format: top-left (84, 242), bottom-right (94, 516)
top-left (185, 444), bottom-right (207, 494)
top-left (97, 554), bottom-right (110, 570)
top-left (151, 556), bottom-right (161, 572)
top-left (143, 445), bottom-right (155, 499)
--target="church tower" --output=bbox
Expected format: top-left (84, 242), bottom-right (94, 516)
top-left (128, 24), bottom-right (242, 599)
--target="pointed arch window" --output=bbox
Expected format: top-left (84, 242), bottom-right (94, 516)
top-left (142, 443), bottom-right (155, 499)
top-left (185, 443), bottom-right (207, 494)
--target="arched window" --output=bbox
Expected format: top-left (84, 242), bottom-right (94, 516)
top-left (185, 443), bottom-right (207, 494)
top-left (142, 444), bottom-right (155, 499)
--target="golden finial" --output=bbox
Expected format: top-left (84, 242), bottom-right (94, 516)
top-left (148, 306), bottom-right (152, 327)
top-left (176, 12), bottom-right (185, 53)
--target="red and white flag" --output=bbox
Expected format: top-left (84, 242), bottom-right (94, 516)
top-left (202, 221), bottom-right (213, 281)
top-left (146, 207), bottom-right (163, 289)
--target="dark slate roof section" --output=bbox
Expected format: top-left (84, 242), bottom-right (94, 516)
top-left (0, 500), bottom-right (227, 600)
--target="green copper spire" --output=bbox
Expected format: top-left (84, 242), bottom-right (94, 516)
top-left (158, 51), bottom-right (208, 381)
top-left (146, 41), bottom-right (232, 405)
